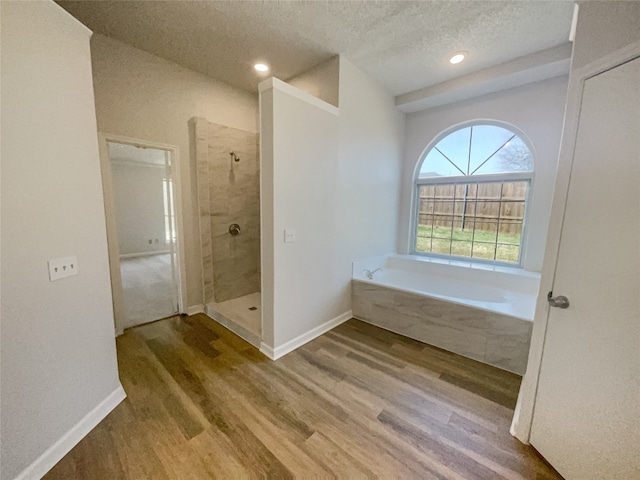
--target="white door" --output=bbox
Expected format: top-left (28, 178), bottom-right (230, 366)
top-left (530, 56), bottom-right (640, 479)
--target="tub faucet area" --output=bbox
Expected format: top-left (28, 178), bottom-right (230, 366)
top-left (364, 268), bottom-right (383, 279)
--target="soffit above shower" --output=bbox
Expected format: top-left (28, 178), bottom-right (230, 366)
top-left (56, 1), bottom-right (574, 98)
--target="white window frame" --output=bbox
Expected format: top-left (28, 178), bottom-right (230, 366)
top-left (410, 121), bottom-right (535, 267)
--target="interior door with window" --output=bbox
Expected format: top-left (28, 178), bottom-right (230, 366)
top-left (529, 56), bottom-right (640, 479)
top-left (107, 141), bottom-right (181, 329)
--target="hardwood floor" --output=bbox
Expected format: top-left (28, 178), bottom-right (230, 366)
top-left (45, 315), bottom-right (560, 479)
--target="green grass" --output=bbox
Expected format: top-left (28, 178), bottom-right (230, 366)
top-left (416, 224), bottom-right (521, 263)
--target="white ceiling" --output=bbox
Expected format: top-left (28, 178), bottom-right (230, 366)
top-left (57, 1), bottom-right (575, 98)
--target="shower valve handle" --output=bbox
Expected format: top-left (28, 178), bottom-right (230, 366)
top-left (229, 223), bottom-right (241, 236)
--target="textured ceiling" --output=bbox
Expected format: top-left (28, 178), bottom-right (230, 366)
top-left (57, 1), bottom-right (574, 97)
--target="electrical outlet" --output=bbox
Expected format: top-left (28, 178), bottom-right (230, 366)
top-left (284, 228), bottom-right (296, 243)
top-left (48, 255), bottom-right (79, 281)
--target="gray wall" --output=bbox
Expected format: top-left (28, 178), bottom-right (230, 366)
top-left (572, 1), bottom-right (640, 70)
top-left (399, 76), bottom-right (569, 271)
top-left (1, 3), bottom-right (122, 478)
top-left (111, 162), bottom-right (168, 255)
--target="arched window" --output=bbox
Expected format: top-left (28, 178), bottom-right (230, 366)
top-left (413, 122), bottom-right (533, 265)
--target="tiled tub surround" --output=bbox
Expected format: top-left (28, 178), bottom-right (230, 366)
top-left (194, 118), bottom-right (260, 304)
top-left (351, 255), bottom-right (540, 374)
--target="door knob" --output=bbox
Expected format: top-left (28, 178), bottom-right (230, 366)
top-left (547, 291), bottom-right (570, 309)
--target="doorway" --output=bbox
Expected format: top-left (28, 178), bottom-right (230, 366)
top-left (99, 135), bottom-right (186, 333)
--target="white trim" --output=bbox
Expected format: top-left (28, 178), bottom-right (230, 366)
top-left (187, 304), bottom-right (205, 316)
top-left (510, 40), bottom-right (640, 444)
top-left (110, 157), bottom-right (166, 169)
top-left (119, 250), bottom-right (170, 259)
top-left (258, 77), bottom-right (340, 116)
top-left (569, 4), bottom-right (579, 43)
top-left (260, 311), bottom-right (352, 360)
top-left (416, 171), bottom-right (532, 185)
top-left (15, 386), bottom-right (126, 480)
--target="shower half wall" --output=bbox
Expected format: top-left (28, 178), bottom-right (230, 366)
top-left (193, 117), bottom-right (261, 344)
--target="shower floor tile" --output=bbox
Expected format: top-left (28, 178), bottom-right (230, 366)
top-left (206, 292), bottom-right (261, 346)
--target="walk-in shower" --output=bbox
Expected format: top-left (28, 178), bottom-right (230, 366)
top-left (193, 117), bottom-right (261, 346)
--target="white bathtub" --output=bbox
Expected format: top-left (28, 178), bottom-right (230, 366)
top-left (353, 254), bottom-right (539, 321)
top-left (351, 254), bottom-right (541, 373)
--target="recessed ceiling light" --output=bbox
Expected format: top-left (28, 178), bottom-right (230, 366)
top-left (254, 63), bottom-right (269, 73)
top-left (449, 52), bottom-right (466, 65)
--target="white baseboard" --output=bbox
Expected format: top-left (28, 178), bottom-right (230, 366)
top-left (187, 304), bottom-right (205, 316)
top-left (260, 310), bottom-right (352, 360)
top-left (260, 343), bottom-right (275, 359)
top-left (15, 385), bottom-right (126, 480)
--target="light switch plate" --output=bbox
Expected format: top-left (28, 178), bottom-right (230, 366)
top-left (284, 228), bottom-right (296, 243)
top-left (48, 255), bottom-right (79, 281)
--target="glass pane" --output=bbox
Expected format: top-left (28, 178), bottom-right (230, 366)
top-left (499, 201), bottom-right (525, 222)
top-left (414, 178), bottom-right (528, 263)
top-left (415, 235), bottom-right (432, 253)
top-left (474, 136), bottom-right (533, 175)
top-left (434, 184), bottom-right (455, 200)
top-left (451, 220), bottom-right (473, 242)
top-left (419, 185), bottom-right (435, 198)
top-left (501, 181), bottom-right (528, 201)
top-left (453, 184), bottom-right (467, 198)
top-left (451, 240), bottom-right (472, 257)
top-left (472, 241), bottom-right (496, 260)
top-left (419, 148), bottom-right (465, 178)
top-left (416, 220), bottom-right (433, 238)
top-left (433, 217), bottom-right (452, 239)
top-left (433, 200), bottom-right (453, 226)
top-left (477, 182), bottom-right (503, 201)
top-left (497, 222), bottom-right (522, 245)
top-left (465, 182), bottom-right (478, 199)
top-left (418, 199), bottom-right (435, 215)
top-left (473, 220), bottom-right (498, 244)
top-left (469, 125), bottom-right (515, 173)
top-left (496, 245), bottom-right (520, 263)
top-left (458, 200), bottom-right (476, 218)
top-left (431, 237), bottom-right (452, 255)
top-left (419, 125), bottom-right (533, 180)
top-left (454, 201), bottom-right (475, 226)
top-left (433, 127), bottom-right (471, 175)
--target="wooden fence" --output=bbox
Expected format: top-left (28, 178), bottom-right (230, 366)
top-left (417, 181), bottom-right (527, 235)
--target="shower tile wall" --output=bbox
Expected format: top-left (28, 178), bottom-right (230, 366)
top-left (194, 118), bottom-right (260, 303)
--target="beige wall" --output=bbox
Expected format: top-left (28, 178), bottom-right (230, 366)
top-left (90, 34), bottom-right (258, 310)
top-left (1, 3), bottom-right (123, 478)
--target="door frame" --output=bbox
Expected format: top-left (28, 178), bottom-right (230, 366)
top-left (511, 38), bottom-right (640, 443)
top-left (97, 132), bottom-right (188, 335)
